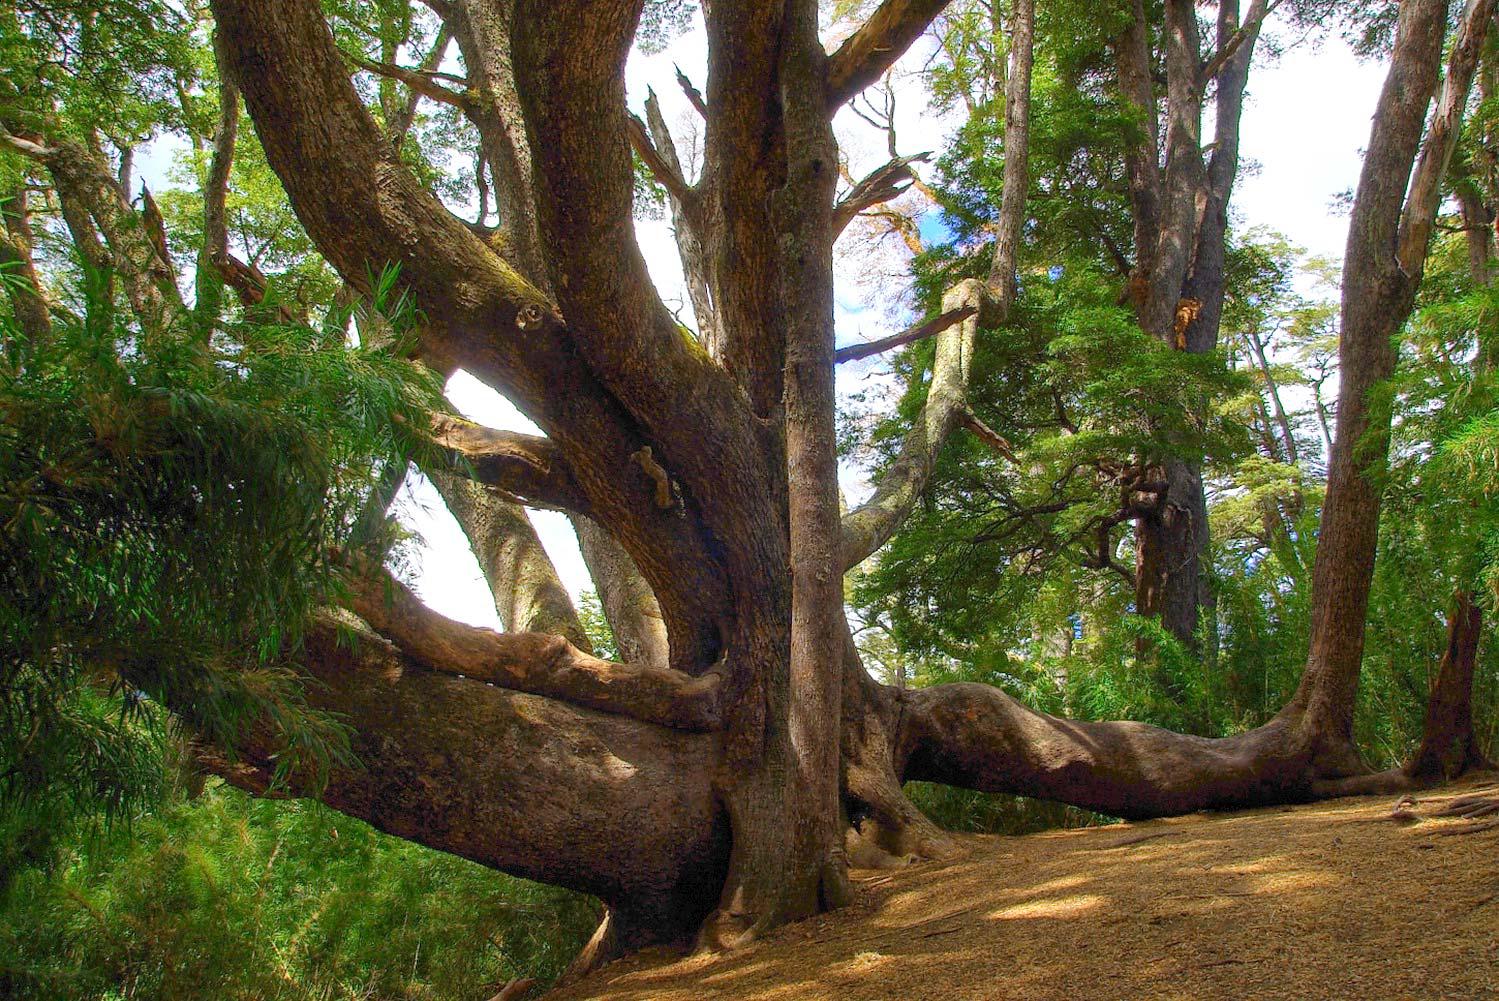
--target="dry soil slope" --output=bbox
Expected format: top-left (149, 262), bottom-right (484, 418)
top-left (550, 774), bottom-right (1499, 1001)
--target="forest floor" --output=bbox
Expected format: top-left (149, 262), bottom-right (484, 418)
top-left (549, 773), bottom-right (1499, 1000)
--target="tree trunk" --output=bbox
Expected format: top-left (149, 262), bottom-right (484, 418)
top-left (572, 516), bottom-right (669, 669)
top-left (1122, 0), bottom-right (1270, 652)
top-left (1292, 0), bottom-right (1491, 755)
top-left (1406, 591), bottom-right (1492, 779)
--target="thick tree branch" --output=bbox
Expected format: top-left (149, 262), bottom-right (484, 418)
top-left (1114, 0), bottom-right (1162, 287)
top-left (827, 0), bottom-right (953, 109)
top-left (33, 131), bottom-right (184, 336)
top-left (1295, 0), bottom-right (1488, 742)
top-left (897, 683), bottom-right (1329, 819)
top-left (841, 280), bottom-right (987, 569)
top-left (215, 0), bottom-right (735, 673)
top-left (204, 613), bottom-right (728, 947)
top-left (511, 0), bottom-right (789, 671)
top-left (699, 1), bottom-right (794, 414)
top-left (427, 413), bottom-right (593, 514)
top-left (347, 567), bottom-right (723, 731)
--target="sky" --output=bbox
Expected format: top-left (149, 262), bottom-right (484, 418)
top-left (389, 10), bottom-right (1392, 629)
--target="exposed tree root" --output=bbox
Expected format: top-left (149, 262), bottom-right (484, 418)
top-left (1384, 781), bottom-right (1499, 835)
top-left (486, 976), bottom-right (536, 1001)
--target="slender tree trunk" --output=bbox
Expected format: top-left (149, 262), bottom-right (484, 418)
top-left (1292, 0), bottom-right (1494, 757)
top-left (1247, 327), bottom-right (1299, 466)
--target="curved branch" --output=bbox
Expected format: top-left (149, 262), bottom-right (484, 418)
top-left (347, 569), bottom-right (723, 731)
top-left (897, 683), bottom-right (1331, 820)
top-left (841, 280), bottom-right (987, 569)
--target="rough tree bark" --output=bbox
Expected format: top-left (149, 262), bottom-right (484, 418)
top-left (185, 0), bottom-right (1494, 969)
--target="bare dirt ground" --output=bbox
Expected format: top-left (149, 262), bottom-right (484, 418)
top-left (549, 774), bottom-right (1499, 1000)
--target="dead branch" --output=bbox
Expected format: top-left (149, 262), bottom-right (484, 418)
top-left (832, 152), bottom-right (929, 236)
top-left (627, 112), bottom-right (696, 212)
top-left (834, 304), bottom-right (976, 364)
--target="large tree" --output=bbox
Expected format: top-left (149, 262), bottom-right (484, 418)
top-left (6, 0), bottom-right (1493, 975)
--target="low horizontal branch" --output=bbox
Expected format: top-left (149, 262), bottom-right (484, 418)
top-left (834, 304), bottom-right (976, 364)
top-left (347, 567), bottom-right (724, 731)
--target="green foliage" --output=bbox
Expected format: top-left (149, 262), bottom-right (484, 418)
top-left (0, 275), bottom-right (445, 824)
top-left (0, 783), bottom-right (598, 1000)
top-left (854, 263), bottom-right (1251, 665)
top-left (578, 589), bottom-right (619, 660)
top-left (637, 0), bottom-right (697, 55)
top-left (0, 1), bottom-right (199, 140)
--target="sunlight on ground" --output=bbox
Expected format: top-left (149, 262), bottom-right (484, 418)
top-left (549, 775), bottom-right (1499, 1001)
